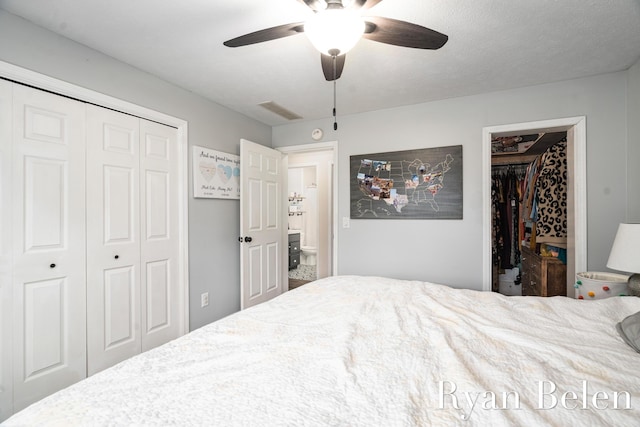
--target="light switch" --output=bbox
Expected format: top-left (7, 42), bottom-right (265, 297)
top-left (342, 217), bottom-right (350, 228)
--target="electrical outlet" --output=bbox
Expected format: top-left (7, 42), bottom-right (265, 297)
top-left (201, 292), bottom-right (209, 308)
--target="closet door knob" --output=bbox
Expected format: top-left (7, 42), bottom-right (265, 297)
top-left (50, 263), bottom-right (56, 268)
top-left (114, 255), bottom-right (119, 260)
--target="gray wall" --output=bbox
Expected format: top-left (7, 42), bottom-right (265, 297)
top-left (273, 71), bottom-right (634, 289)
top-left (0, 10), bottom-right (272, 330)
top-left (627, 59), bottom-right (640, 222)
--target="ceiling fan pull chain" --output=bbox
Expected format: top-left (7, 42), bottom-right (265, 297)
top-left (333, 79), bottom-right (337, 131)
top-left (333, 54), bottom-right (338, 131)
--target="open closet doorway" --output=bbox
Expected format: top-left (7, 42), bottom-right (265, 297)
top-left (482, 117), bottom-right (587, 298)
top-left (278, 142), bottom-right (338, 291)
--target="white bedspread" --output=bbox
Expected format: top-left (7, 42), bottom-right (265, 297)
top-left (6, 276), bottom-right (640, 426)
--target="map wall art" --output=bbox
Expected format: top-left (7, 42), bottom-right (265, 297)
top-left (349, 145), bottom-right (463, 219)
top-left (193, 146), bottom-right (240, 199)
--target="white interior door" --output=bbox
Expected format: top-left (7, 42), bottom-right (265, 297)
top-left (240, 139), bottom-right (286, 309)
top-left (139, 120), bottom-right (180, 351)
top-left (11, 85), bottom-right (87, 411)
top-left (0, 79), bottom-right (13, 421)
top-left (86, 105), bottom-right (141, 375)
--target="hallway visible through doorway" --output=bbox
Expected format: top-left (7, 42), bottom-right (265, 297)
top-left (279, 141), bottom-right (338, 292)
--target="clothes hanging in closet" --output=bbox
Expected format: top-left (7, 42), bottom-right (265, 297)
top-left (535, 140), bottom-right (567, 243)
top-left (520, 140), bottom-right (567, 245)
top-left (491, 166), bottom-right (526, 270)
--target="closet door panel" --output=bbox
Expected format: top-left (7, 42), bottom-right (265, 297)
top-left (103, 266), bottom-right (136, 348)
top-left (0, 80), bottom-right (13, 422)
top-left (23, 157), bottom-right (66, 250)
top-left (104, 165), bottom-right (135, 242)
top-left (11, 85), bottom-right (86, 412)
top-left (22, 278), bottom-right (65, 376)
top-left (86, 105), bottom-right (141, 376)
top-left (140, 120), bottom-right (180, 351)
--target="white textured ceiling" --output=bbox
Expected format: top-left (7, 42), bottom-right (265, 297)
top-left (1, 0), bottom-right (639, 126)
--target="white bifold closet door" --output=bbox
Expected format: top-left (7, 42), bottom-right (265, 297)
top-left (10, 84), bottom-right (88, 412)
top-left (86, 105), bottom-right (180, 376)
top-left (0, 82), bottom-right (183, 420)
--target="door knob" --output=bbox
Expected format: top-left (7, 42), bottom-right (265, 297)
top-left (115, 255), bottom-right (119, 259)
top-left (244, 236), bottom-right (252, 243)
top-left (50, 263), bottom-right (56, 268)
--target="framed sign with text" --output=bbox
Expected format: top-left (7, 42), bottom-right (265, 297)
top-left (193, 146), bottom-right (240, 199)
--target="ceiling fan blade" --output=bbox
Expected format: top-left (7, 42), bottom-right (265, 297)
top-left (321, 54), bottom-right (346, 81)
top-left (349, 0), bottom-right (384, 10)
top-left (223, 22), bottom-right (304, 47)
top-left (296, 0), bottom-right (325, 11)
top-left (363, 16), bottom-right (448, 49)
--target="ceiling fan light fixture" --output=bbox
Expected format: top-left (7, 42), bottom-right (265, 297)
top-left (304, 9), bottom-right (365, 56)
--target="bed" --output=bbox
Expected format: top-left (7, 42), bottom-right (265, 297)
top-left (5, 275), bottom-right (640, 426)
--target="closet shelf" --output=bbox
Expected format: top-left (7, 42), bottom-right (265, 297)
top-left (491, 154), bottom-right (537, 166)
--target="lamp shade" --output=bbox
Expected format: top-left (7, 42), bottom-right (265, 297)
top-left (607, 223), bottom-right (640, 273)
top-left (304, 9), bottom-right (365, 56)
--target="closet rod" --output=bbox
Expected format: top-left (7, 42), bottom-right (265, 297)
top-left (491, 163), bottom-right (529, 171)
top-left (491, 163), bottom-right (529, 177)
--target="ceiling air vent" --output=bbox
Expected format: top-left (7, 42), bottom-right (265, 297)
top-left (258, 101), bottom-right (302, 121)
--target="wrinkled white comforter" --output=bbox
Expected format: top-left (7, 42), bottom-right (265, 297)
top-left (6, 276), bottom-right (640, 426)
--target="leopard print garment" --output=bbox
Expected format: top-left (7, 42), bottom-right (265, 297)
top-left (535, 140), bottom-right (567, 243)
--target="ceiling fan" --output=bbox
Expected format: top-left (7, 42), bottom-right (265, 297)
top-left (223, 0), bottom-right (448, 82)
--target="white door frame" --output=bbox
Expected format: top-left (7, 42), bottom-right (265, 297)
top-left (0, 60), bottom-right (190, 333)
top-left (278, 141), bottom-right (338, 276)
top-left (0, 79), bottom-right (13, 421)
top-left (482, 117), bottom-right (587, 296)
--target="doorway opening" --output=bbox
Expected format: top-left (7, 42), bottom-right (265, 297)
top-left (482, 117), bottom-right (587, 298)
top-left (491, 131), bottom-right (567, 296)
top-left (287, 165), bottom-right (318, 287)
top-left (279, 142), bottom-right (338, 291)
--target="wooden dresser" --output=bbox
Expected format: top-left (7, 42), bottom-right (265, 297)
top-left (521, 246), bottom-right (567, 297)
